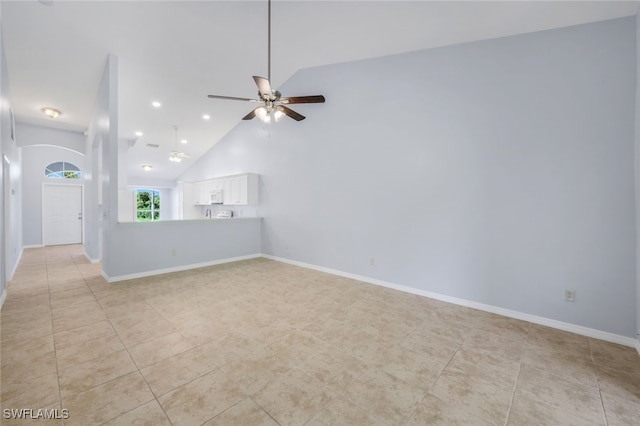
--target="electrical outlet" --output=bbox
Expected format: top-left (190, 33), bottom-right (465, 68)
top-left (564, 290), bottom-right (576, 302)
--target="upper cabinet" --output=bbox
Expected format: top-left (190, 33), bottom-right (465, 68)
top-left (189, 173), bottom-right (259, 206)
top-left (223, 173), bottom-right (258, 205)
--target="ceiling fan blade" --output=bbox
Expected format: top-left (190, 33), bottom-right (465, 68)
top-left (253, 76), bottom-right (272, 99)
top-left (280, 106), bottom-right (305, 121)
top-left (242, 108), bottom-right (257, 120)
top-left (280, 95), bottom-right (326, 105)
top-left (208, 94), bottom-right (256, 102)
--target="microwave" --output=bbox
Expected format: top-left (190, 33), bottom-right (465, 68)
top-left (210, 189), bottom-right (223, 204)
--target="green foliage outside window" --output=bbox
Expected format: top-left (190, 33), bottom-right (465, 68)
top-left (136, 189), bottom-right (160, 222)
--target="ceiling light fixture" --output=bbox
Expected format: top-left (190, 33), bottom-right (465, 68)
top-left (41, 107), bottom-right (61, 119)
top-left (180, 139), bottom-right (188, 144)
top-left (203, 114), bottom-right (210, 120)
top-left (151, 101), bottom-right (162, 108)
top-left (135, 131), bottom-right (143, 137)
top-left (142, 164), bottom-right (152, 171)
top-left (169, 126), bottom-right (189, 163)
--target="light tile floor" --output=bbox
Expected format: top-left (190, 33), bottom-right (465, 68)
top-left (1, 245), bottom-right (639, 425)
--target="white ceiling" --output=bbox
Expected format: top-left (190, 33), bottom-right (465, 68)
top-left (3, 0), bottom-right (638, 181)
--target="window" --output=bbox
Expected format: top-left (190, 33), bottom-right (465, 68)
top-left (45, 162), bottom-right (82, 179)
top-left (136, 189), bottom-right (160, 221)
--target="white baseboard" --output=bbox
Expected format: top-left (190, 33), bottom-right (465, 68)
top-left (83, 250), bottom-right (101, 264)
top-left (636, 338), bottom-right (640, 356)
top-left (263, 254), bottom-right (638, 349)
top-left (6, 247), bottom-right (24, 282)
top-left (0, 288), bottom-right (6, 311)
top-left (103, 253), bottom-right (263, 283)
top-left (22, 244), bottom-right (44, 249)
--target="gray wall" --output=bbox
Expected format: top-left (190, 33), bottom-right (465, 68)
top-left (20, 144), bottom-right (85, 246)
top-left (182, 18), bottom-right (637, 338)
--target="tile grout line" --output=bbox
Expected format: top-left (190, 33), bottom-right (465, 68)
top-left (46, 247), bottom-right (66, 425)
top-left (588, 338), bottom-right (610, 426)
top-left (502, 343), bottom-right (525, 426)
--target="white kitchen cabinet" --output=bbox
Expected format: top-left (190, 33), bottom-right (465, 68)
top-left (193, 181), bottom-right (211, 205)
top-left (223, 173), bottom-right (258, 205)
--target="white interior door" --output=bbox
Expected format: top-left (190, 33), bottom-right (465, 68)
top-left (43, 185), bottom-right (82, 246)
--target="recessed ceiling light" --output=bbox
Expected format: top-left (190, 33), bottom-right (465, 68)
top-left (151, 101), bottom-right (162, 108)
top-left (142, 164), bottom-right (153, 171)
top-left (180, 139), bottom-right (188, 144)
top-left (41, 107), bottom-right (61, 118)
top-left (203, 114), bottom-right (210, 120)
top-left (135, 131), bottom-right (143, 137)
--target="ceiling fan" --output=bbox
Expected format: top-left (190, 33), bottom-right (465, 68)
top-left (169, 126), bottom-right (190, 163)
top-left (207, 0), bottom-right (325, 122)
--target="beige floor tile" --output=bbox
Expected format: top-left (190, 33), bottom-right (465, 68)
top-left (430, 369), bottom-right (512, 425)
top-left (1, 350), bottom-right (57, 384)
top-left (204, 397), bottom-right (279, 426)
top-left (219, 351), bottom-right (291, 396)
top-left (128, 331), bottom-right (194, 368)
top-left (1, 371), bottom-right (59, 408)
top-left (141, 347), bottom-right (218, 396)
top-left (199, 332), bottom-right (266, 367)
top-left (55, 332), bottom-right (125, 370)
top-left (102, 399), bottom-right (172, 426)
top-left (600, 391), bottom-right (640, 426)
top-left (526, 324), bottom-right (591, 357)
top-left (158, 369), bottom-right (245, 425)
top-left (58, 348), bottom-right (138, 398)
top-left (462, 328), bottom-right (525, 362)
top-left (515, 364), bottom-right (605, 424)
top-left (304, 394), bottom-right (387, 426)
top-left (590, 339), bottom-right (640, 374)
top-left (297, 345), bottom-right (368, 391)
top-left (595, 365), bottom-right (640, 403)
top-left (113, 317), bottom-right (177, 347)
top-left (1, 334), bottom-right (54, 366)
top-left (53, 319), bottom-right (116, 347)
top-left (253, 368), bottom-right (331, 426)
top-left (3, 247), bottom-right (640, 426)
top-left (407, 393), bottom-right (493, 426)
top-left (522, 343), bottom-right (597, 388)
top-left (341, 369), bottom-right (426, 425)
top-left (374, 345), bottom-right (447, 391)
top-left (62, 371), bottom-right (155, 425)
top-left (445, 347), bottom-right (520, 389)
top-left (508, 392), bottom-right (605, 426)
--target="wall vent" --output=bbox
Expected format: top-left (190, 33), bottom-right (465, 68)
top-left (146, 143), bottom-right (160, 148)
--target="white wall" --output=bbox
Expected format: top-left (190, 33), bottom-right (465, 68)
top-left (635, 12), bottom-right (640, 347)
top-left (20, 144), bottom-right (85, 246)
top-left (0, 2), bottom-right (23, 289)
top-left (16, 122), bottom-right (85, 154)
top-left (182, 18), bottom-right (637, 338)
top-left (84, 55), bottom-right (117, 263)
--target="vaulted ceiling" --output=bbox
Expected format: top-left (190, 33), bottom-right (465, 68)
top-left (3, 1), bottom-right (638, 181)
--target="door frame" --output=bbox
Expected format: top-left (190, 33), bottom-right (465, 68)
top-left (3, 155), bottom-right (11, 282)
top-left (41, 182), bottom-right (85, 246)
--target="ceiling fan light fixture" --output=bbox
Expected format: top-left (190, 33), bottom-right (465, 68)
top-left (255, 106), bottom-right (270, 123)
top-left (274, 108), bottom-right (285, 122)
top-left (169, 153), bottom-right (182, 163)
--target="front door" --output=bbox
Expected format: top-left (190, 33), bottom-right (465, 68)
top-left (43, 185), bottom-right (82, 246)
